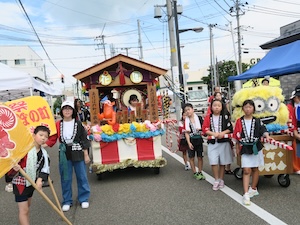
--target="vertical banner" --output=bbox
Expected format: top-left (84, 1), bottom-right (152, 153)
top-left (130, 111), bottom-right (135, 123)
top-left (116, 111), bottom-right (123, 124)
top-left (136, 102), bottom-right (142, 120)
top-left (89, 88), bottom-right (100, 125)
top-left (122, 110), bottom-right (128, 124)
top-left (141, 109), bottom-right (148, 122)
top-left (147, 83), bottom-right (159, 122)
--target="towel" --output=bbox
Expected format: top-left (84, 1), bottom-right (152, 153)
top-left (26, 147), bottom-right (37, 187)
top-left (25, 147), bottom-right (49, 187)
top-left (185, 113), bottom-right (201, 134)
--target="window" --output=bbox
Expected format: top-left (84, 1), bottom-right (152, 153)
top-left (198, 86), bottom-right (202, 90)
top-left (0, 60), bottom-right (7, 64)
top-left (188, 87), bottom-right (193, 90)
top-left (15, 59), bottom-right (25, 65)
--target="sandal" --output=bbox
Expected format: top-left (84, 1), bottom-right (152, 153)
top-left (225, 170), bottom-right (233, 175)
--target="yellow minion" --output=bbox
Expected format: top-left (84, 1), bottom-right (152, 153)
top-left (232, 86), bottom-right (289, 132)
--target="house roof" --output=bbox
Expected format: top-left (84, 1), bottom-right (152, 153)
top-left (260, 32), bottom-right (300, 50)
top-left (73, 54), bottom-right (167, 81)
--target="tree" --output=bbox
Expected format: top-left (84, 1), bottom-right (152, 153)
top-left (53, 96), bottom-right (63, 114)
top-left (202, 60), bottom-right (250, 93)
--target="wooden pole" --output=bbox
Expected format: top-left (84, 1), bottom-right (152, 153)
top-left (48, 176), bottom-right (62, 212)
top-left (19, 168), bottom-right (72, 225)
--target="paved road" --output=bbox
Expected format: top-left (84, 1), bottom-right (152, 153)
top-left (1, 135), bottom-right (300, 225)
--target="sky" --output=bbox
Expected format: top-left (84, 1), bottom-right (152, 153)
top-left (0, 0), bottom-right (300, 90)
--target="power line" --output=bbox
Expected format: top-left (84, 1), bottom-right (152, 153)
top-left (16, 0), bottom-right (63, 75)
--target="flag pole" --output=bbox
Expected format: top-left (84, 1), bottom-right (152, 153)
top-left (19, 168), bottom-right (72, 225)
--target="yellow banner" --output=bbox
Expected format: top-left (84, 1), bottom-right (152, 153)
top-left (0, 104), bottom-right (34, 178)
top-left (5, 96), bottom-right (57, 136)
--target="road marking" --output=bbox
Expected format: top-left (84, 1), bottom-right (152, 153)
top-left (161, 146), bottom-right (287, 225)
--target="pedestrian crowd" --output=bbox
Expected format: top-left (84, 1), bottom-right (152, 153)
top-left (178, 84), bottom-right (300, 206)
top-left (3, 83), bottom-right (300, 224)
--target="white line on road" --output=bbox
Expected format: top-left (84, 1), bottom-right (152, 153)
top-left (161, 146), bottom-right (287, 225)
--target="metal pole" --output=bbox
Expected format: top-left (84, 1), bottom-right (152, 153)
top-left (235, 0), bottom-right (242, 91)
top-left (166, 0), bottom-right (181, 122)
top-left (173, 0), bottom-right (185, 106)
top-left (137, 19), bottom-right (144, 61)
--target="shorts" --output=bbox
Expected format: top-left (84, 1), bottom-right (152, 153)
top-left (188, 143), bottom-right (204, 158)
top-left (14, 186), bottom-right (34, 202)
top-left (179, 139), bottom-right (189, 152)
top-left (207, 142), bottom-right (233, 165)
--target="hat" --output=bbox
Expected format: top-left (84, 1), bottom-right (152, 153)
top-left (61, 100), bottom-right (74, 109)
top-left (295, 85), bottom-right (300, 97)
top-left (290, 91), bottom-right (296, 99)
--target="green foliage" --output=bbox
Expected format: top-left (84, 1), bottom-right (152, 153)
top-left (53, 96), bottom-right (63, 114)
top-left (201, 60), bottom-right (250, 93)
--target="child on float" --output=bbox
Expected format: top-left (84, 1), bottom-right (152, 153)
top-left (202, 99), bottom-right (233, 190)
top-left (184, 103), bottom-right (205, 180)
top-left (178, 111), bottom-right (190, 170)
top-left (7, 125), bottom-right (50, 225)
top-left (233, 99), bottom-right (271, 206)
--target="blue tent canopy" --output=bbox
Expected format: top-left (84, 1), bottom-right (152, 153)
top-left (228, 40), bottom-right (300, 81)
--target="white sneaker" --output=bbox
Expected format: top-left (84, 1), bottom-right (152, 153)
top-left (5, 183), bottom-right (13, 193)
top-left (184, 164), bottom-right (190, 170)
top-left (243, 193), bottom-right (251, 206)
top-left (62, 205), bottom-right (71, 212)
top-left (81, 202), bottom-right (89, 209)
top-left (248, 187), bottom-right (259, 198)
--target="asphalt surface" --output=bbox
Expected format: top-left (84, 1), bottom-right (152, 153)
top-left (1, 133), bottom-right (300, 225)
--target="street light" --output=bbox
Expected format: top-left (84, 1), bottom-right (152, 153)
top-left (173, 0), bottom-right (203, 106)
top-left (179, 27), bottom-right (204, 33)
top-left (154, 1), bottom-right (204, 122)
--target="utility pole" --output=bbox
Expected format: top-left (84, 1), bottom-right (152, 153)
top-left (166, 0), bottom-right (181, 122)
top-left (121, 47), bottom-right (131, 56)
top-left (137, 20), bottom-right (144, 61)
top-left (229, 0), bottom-right (245, 91)
top-left (110, 44), bottom-right (116, 57)
top-left (173, 0), bottom-right (185, 105)
top-left (95, 35), bottom-right (107, 60)
top-left (209, 24), bottom-right (218, 90)
top-left (235, 0), bottom-right (242, 91)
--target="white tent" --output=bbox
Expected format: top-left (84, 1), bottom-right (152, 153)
top-left (0, 63), bottom-right (62, 101)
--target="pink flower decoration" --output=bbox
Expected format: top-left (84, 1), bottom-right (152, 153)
top-left (94, 134), bottom-right (102, 142)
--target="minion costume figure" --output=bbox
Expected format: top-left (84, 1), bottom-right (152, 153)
top-left (232, 85), bottom-right (289, 132)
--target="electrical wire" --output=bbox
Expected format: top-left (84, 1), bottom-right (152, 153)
top-left (16, 0), bottom-right (63, 74)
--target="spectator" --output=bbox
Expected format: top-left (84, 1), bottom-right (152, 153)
top-left (287, 90), bottom-right (300, 174)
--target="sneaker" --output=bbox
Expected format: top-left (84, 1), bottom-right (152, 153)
top-left (243, 193), bottom-right (251, 206)
top-left (212, 180), bottom-right (220, 191)
top-left (219, 179), bottom-right (224, 189)
top-left (62, 205), bottom-right (71, 212)
top-left (81, 202), bottom-right (89, 209)
top-left (5, 183), bottom-right (13, 193)
top-left (198, 172), bottom-right (206, 180)
top-left (184, 164), bottom-right (190, 170)
top-left (248, 187), bottom-right (259, 198)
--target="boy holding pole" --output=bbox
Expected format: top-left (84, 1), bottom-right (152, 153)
top-left (7, 126), bottom-right (50, 225)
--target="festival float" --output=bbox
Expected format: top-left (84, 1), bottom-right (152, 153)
top-left (73, 54), bottom-right (167, 179)
top-left (231, 84), bottom-right (293, 187)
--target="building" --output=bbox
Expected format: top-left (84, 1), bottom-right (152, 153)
top-left (260, 20), bottom-right (300, 100)
top-left (184, 68), bottom-right (208, 94)
top-left (0, 45), bottom-right (45, 80)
